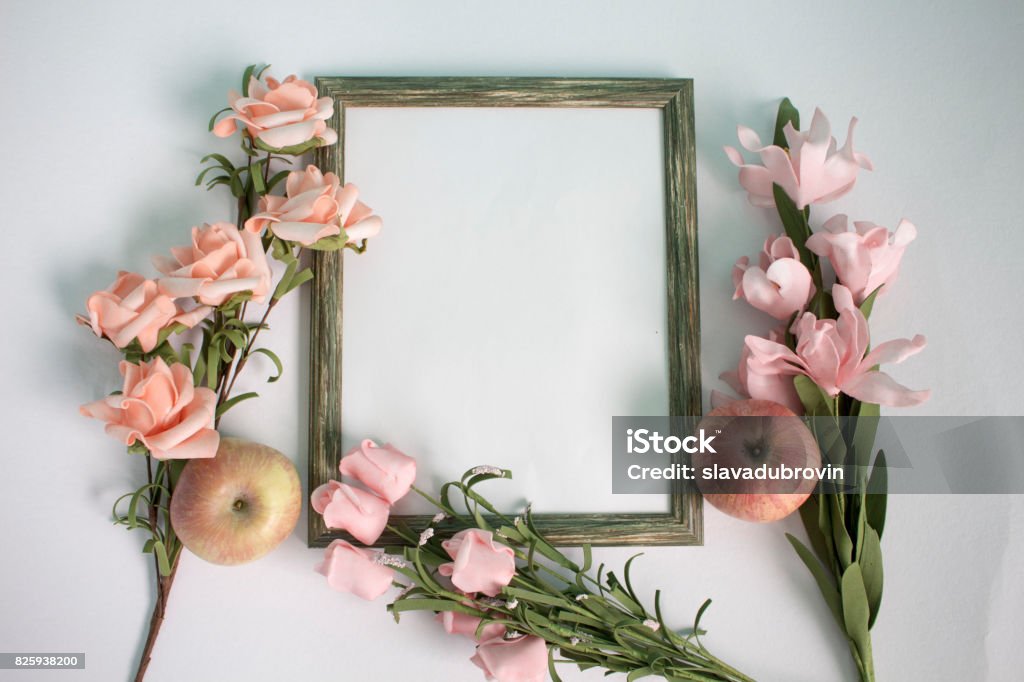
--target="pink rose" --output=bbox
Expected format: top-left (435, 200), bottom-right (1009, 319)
top-left (245, 165), bottom-right (382, 247)
top-left (315, 540), bottom-right (393, 601)
top-left (806, 215), bottom-right (917, 304)
top-left (338, 439), bottom-right (416, 504)
top-left (732, 234), bottom-right (814, 320)
top-left (316, 481), bottom-right (390, 545)
top-left (212, 74), bottom-right (337, 150)
top-left (80, 357), bottom-right (219, 460)
top-left (439, 529), bottom-right (516, 597)
top-left (724, 108), bottom-right (873, 209)
top-left (744, 285), bottom-right (930, 407)
top-left (80, 271), bottom-right (211, 352)
top-left (471, 635), bottom-right (548, 682)
top-left (154, 222), bottom-right (272, 306)
top-left (436, 611), bottom-right (506, 642)
top-left (712, 326), bottom-right (803, 415)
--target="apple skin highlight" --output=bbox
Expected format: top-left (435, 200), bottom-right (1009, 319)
top-left (693, 400), bottom-right (821, 523)
top-left (170, 438), bottom-right (301, 565)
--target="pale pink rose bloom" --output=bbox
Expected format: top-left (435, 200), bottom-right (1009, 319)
top-left (80, 271), bottom-right (211, 352)
top-left (471, 635), bottom-right (548, 682)
top-left (744, 285), bottom-right (930, 407)
top-left (310, 479), bottom-right (344, 515)
top-left (712, 326), bottom-right (803, 415)
top-left (213, 74), bottom-right (337, 149)
top-left (154, 222), bottom-right (272, 306)
top-left (337, 439), bottom-right (416, 504)
top-left (806, 214), bottom-right (917, 304)
top-left (724, 108), bottom-right (873, 209)
top-left (439, 529), bottom-right (516, 597)
top-left (315, 540), bottom-right (393, 601)
top-left (80, 357), bottom-right (219, 460)
top-left (732, 234), bottom-right (814, 320)
top-left (436, 611), bottom-right (506, 642)
top-left (318, 482), bottom-right (390, 545)
top-left (245, 165), bottom-right (382, 247)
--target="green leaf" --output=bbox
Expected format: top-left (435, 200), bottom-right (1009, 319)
top-left (786, 533), bottom-right (843, 629)
top-left (547, 646), bottom-right (564, 682)
top-left (794, 375), bottom-right (831, 417)
top-left (266, 170), bottom-right (291, 193)
top-left (797, 496), bottom-right (833, 569)
top-left (207, 107), bottom-right (232, 132)
top-left (253, 136), bottom-right (326, 156)
top-left (773, 97), bottom-right (800, 148)
top-left (240, 64), bottom-right (258, 96)
top-left (153, 540), bottom-right (171, 576)
top-left (841, 563), bottom-right (873, 663)
top-left (251, 348), bottom-right (283, 383)
top-left (772, 183), bottom-right (814, 269)
top-left (389, 598), bottom-right (485, 616)
top-left (200, 153), bottom-right (236, 171)
top-left (302, 233), bottom-right (348, 252)
top-left (502, 587), bottom-right (569, 609)
top-left (860, 525), bottom-right (884, 628)
top-left (692, 598), bottom-right (712, 635)
top-left (830, 495), bottom-right (854, 568)
top-left (852, 401), bottom-right (880, 471)
top-left (866, 450), bottom-right (888, 538)
top-left (215, 391), bottom-right (259, 418)
top-left (250, 160), bottom-right (266, 194)
top-left (858, 285), bottom-right (883, 320)
top-left (281, 268), bottom-right (314, 295)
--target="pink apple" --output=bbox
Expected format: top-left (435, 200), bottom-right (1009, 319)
top-left (693, 400), bottom-right (820, 522)
top-left (170, 437), bottom-right (301, 565)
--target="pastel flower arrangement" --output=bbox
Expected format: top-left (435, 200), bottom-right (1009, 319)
top-left (719, 99), bottom-right (929, 682)
top-left (77, 65), bottom-right (380, 680)
top-left (312, 450), bottom-right (755, 682)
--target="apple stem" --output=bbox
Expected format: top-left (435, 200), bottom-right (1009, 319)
top-left (133, 552), bottom-right (180, 682)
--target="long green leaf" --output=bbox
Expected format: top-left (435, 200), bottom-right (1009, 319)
top-left (841, 563), bottom-right (872, 664)
top-left (215, 391), bottom-right (259, 418)
top-left (786, 534), bottom-right (843, 629)
top-left (773, 97), bottom-right (800, 148)
top-left (866, 450), bottom-right (888, 538)
top-left (251, 348), bottom-right (284, 383)
top-left (860, 526), bottom-right (884, 628)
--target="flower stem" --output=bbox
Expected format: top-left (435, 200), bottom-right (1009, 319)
top-left (133, 552), bottom-right (180, 682)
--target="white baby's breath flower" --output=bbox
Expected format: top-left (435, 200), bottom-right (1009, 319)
top-left (503, 630), bottom-right (526, 641)
top-left (373, 553), bottom-right (409, 569)
top-left (506, 598), bottom-right (519, 609)
top-left (470, 465), bottom-right (504, 476)
top-left (418, 528), bottom-right (435, 546)
top-left (575, 594), bottom-right (589, 602)
top-left (569, 636), bottom-right (581, 646)
top-left (642, 619), bottom-right (660, 632)
top-left (431, 512), bottom-right (447, 524)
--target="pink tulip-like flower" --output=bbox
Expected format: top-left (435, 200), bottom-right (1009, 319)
top-left (213, 74), bottom-right (337, 150)
top-left (316, 481), bottom-right (390, 545)
top-left (744, 285), bottom-right (930, 407)
top-left (724, 108), bottom-right (873, 209)
top-left (316, 539), bottom-right (394, 601)
top-left (439, 529), bottom-right (516, 597)
top-left (712, 326), bottom-right (804, 415)
top-left (471, 634), bottom-right (548, 682)
top-left (80, 271), bottom-right (211, 352)
top-left (337, 439), bottom-right (416, 504)
top-left (80, 357), bottom-right (219, 460)
top-left (154, 222), bottom-right (272, 306)
top-left (733, 234), bottom-right (814, 320)
top-left (806, 214), bottom-right (917, 304)
top-left (436, 611), bottom-right (506, 642)
top-left (245, 165), bottom-right (382, 247)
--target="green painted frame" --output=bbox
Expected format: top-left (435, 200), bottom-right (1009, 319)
top-left (308, 77), bottom-right (701, 547)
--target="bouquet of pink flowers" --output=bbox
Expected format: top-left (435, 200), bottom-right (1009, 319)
top-left (719, 99), bottom-right (929, 682)
top-left (312, 442), bottom-right (755, 682)
top-left (78, 65), bottom-right (380, 681)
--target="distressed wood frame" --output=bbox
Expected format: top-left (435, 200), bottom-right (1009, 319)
top-left (309, 77), bottom-right (701, 547)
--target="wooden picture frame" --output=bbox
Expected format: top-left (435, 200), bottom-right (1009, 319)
top-left (308, 77), bottom-right (701, 547)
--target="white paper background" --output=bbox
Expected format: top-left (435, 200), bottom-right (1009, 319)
top-left (1, 1), bottom-right (1022, 681)
top-left (342, 107), bottom-right (668, 514)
